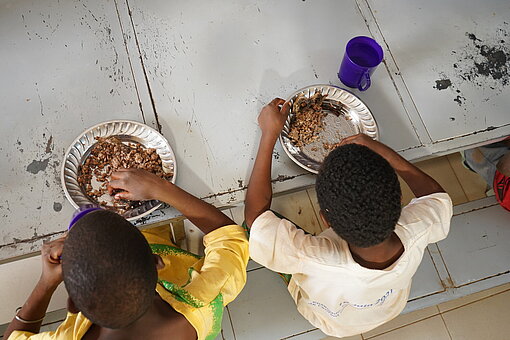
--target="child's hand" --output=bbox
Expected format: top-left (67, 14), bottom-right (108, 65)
top-left (109, 168), bottom-right (170, 201)
top-left (340, 133), bottom-right (397, 162)
top-left (339, 133), bottom-right (376, 148)
top-left (39, 236), bottom-right (66, 290)
top-left (258, 98), bottom-right (290, 140)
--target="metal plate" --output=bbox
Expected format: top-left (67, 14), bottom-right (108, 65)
top-left (280, 85), bottom-right (378, 174)
top-left (61, 120), bottom-right (177, 221)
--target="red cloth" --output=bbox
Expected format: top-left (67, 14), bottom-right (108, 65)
top-left (493, 170), bottom-right (510, 211)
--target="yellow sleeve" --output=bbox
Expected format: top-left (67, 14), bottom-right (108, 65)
top-left (8, 331), bottom-right (53, 340)
top-left (183, 225), bottom-right (249, 306)
top-left (8, 313), bottom-right (91, 340)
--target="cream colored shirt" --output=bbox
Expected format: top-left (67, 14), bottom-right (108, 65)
top-left (249, 193), bottom-right (453, 337)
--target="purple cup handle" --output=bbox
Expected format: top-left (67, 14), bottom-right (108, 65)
top-left (358, 72), bottom-right (371, 91)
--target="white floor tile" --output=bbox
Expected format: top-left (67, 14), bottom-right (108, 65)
top-left (438, 282), bottom-right (510, 313)
top-left (283, 328), bottom-right (362, 340)
top-left (441, 289), bottom-right (510, 340)
top-left (228, 268), bottom-right (314, 340)
top-left (271, 191), bottom-right (323, 235)
top-left (366, 315), bottom-right (450, 340)
top-left (362, 306), bottom-right (439, 338)
top-left (246, 259), bottom-right (264, 272)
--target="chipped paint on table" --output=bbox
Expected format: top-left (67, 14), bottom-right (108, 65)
top-left (0, 0), bottom-right (146, 260)
top-left (366, 0), bottom-right (510, 146)
top-left (2, 0), bottom-right (510, 262)
top-left (121, 0), bottom-right (423, 212)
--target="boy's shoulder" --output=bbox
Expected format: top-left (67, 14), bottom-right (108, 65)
top-left (397, 192), bottom-right (453, 244)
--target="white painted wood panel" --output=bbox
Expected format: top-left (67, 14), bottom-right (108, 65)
top-left (124, 0), bottom-right (422, 207)
top-left (0, 0), bottom-right (146, 260)
top-left (437, 204), bottom-right (510, 287)
top-left (368, 0), bottom-right (510, 142)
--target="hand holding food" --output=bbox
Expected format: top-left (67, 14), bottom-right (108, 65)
top-left (258, 98), bottom-right (290, 140)
top-left (109, 168), bottom-right (170, 201)
top-left (288, 92), bottom-right (328, 147)
top-left (77, 136), bottom-right (173, 213)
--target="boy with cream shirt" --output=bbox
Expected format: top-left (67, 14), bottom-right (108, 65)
top-left (245, 98), bottom-right (453, 337)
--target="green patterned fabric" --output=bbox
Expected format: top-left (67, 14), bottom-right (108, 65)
top-left (205, 294), bottom-right (224, 340)
top-left (150, 243), bottom-right (202, 259)
top-left (158, 279), bottom-right (205, 308)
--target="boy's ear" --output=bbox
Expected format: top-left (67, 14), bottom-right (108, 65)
top-left (153, 254), bottom-right (165, 270)
top-left (319, 210), bottom-right (331, 229)
top-left (67, 297), bottom-right (80, 314)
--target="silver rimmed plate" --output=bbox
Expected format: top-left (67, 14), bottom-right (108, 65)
top-left (61, 120), bottom-right (177, 221)
top-left (280, 85), bottom-right (378, 174)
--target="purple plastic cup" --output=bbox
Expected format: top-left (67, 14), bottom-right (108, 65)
top-left (338, 36), bottom-right (384, 91)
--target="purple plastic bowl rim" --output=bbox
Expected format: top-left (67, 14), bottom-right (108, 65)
top-left (68, 207), bottom-right (102, 230)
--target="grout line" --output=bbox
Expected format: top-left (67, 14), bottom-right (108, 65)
top-left (439, 286), bottom-right (510, 314)
top-left (363, 313), bottom-right (440, 339)
top-left (419, 155), bottom-right (469, 205)
top-left (225, 306), bottom-right (237, 340)
top-left (246, 264), bottom-right (264, 273)
top-left (279, 328), bottom-right (318, 339)
top-left (438, 313), bottom-right (454, 340)
top-left (445, 153), bottom-right (471, 203)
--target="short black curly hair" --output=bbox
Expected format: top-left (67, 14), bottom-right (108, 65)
top-left (62, 210), bottom-right (157, 329)
top-left (316, 144), bottom-right (402, 247)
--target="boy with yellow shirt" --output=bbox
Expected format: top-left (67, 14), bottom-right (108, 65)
top-left (4, 169), bottom-right (249, 340)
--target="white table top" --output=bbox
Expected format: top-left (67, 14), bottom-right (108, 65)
top-left (0, 0), bottom-right (146, 260)
top-left (1, 0), bottom-right (509, 260)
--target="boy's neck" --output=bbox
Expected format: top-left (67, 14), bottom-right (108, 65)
top-left (348, 233), bottom-right (404, 270)
top-left (83, 294), bottom-right (197, 340)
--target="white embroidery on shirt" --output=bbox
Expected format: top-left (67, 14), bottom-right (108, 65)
top-left (307, 289), bottom-right (394, 318)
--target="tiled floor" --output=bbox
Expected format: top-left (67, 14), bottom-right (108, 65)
top-left (1, 152), bottom-right (506, 340)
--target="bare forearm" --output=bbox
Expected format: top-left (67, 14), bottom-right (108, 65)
top-left (3, 280), bottom-right (57, 338)
top-left (245, 134), bottom-right (276, 227)
top-left (156, 182), bottom-right (234, 234)
top-left (371, 143), bottom-right (444, 197)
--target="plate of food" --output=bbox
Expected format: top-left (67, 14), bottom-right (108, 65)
top-left (61, 120), bottom-right (177, 221)
top-left (280, 85), bottom-right (378, 174)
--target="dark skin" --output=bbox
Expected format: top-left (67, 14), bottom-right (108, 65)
top-left (3, 237), bottom-right (66, 339)
top-left (82, 294), bottom-right (195, 340)
top-left (5, 176), bottom-right (234, 339)
top-left (245, 99), bottom-right (445, 270)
